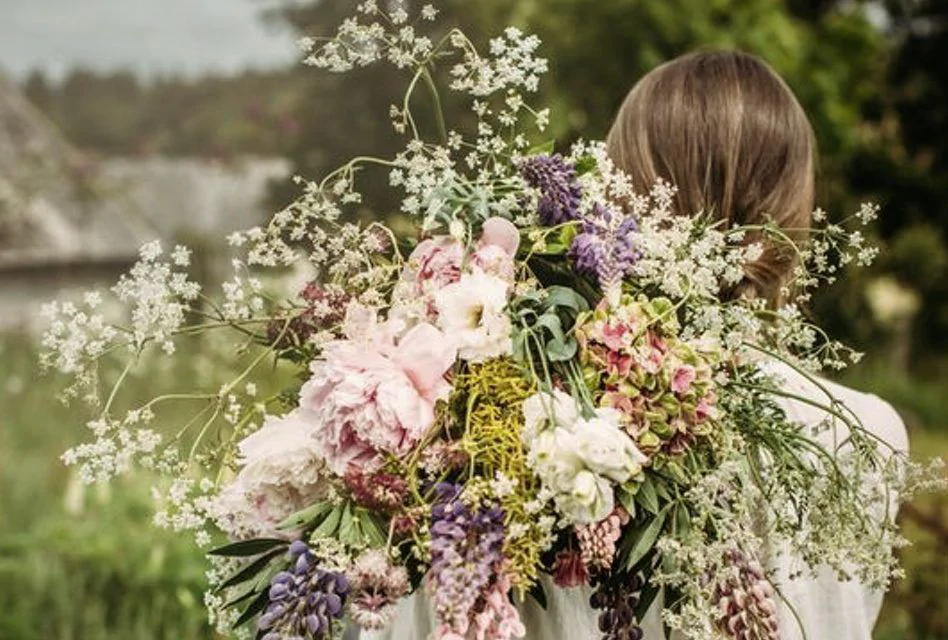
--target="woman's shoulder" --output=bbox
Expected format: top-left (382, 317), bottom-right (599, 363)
top-left (760, 360), bottom-right (909, 456)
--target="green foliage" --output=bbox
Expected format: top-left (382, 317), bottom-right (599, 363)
top-left (0, 335), bottom-right (217, 640)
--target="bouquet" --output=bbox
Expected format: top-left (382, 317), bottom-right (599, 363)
top-left (40, 3), bottom-right (943, 640)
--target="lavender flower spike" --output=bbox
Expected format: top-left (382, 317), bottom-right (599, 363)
top-left (520, 154), bottom-right (583, 226)
top-left (569, 203), bottom-right (639, 293)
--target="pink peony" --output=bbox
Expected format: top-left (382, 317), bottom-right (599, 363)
top-left (403, 217), bottom-right (520, 298)
top-left (405, 236), bottom-right (464, 295)
top-left (300, 319), bottom-right (456, 476)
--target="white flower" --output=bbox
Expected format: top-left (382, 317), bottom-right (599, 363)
top-left (572, 410), bottom-right (648, 483)
top-left (434, 269), bottom-right (512, 362)
top-left (208, 412), bottom-right (326, 538)
top-left (523, 395), bottom-right (645, 524)
top-left (566, 470), bottom-right (614, 523)
top-left (522, 388), bottom-right (579, 439)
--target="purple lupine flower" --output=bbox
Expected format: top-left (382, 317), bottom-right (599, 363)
top-left (569, 204), bottom-right (639, 290)
top-left (258, 540), bottom-right (351, 640)
top-left (425, 483), bottom-right (506, 635)
top-left (520, 154), bottom-right (583, 226)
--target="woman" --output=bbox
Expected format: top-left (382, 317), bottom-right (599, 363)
top-left (367, 50), bottom-right (908, 640)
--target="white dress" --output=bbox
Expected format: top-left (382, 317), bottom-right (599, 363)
top-left (360, 361), bottom-right (909, 640)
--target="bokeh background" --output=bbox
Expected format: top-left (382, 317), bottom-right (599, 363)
top-left (1, 0), bottom-right (945, 638)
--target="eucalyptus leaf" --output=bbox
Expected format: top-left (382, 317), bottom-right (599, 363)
top-left (534, 313), bottom-right (566, 343)
top-left (543, 286), bottom-right (589, 313)
top-left (545, 337), bottom-right (577, 362)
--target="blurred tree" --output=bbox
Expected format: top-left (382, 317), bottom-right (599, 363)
top-left (22, 70), bottom-right (55, 117)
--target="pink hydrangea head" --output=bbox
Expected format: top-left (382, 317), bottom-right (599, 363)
top-left (671, 364), bottom-right (697, 395)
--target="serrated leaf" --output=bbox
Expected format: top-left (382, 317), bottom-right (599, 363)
top-left (621, 506), bottom-right (671, 572)
top-left (209, 538), bottom-right (288, 558)
top-left (215, 547), bottom-right (285, 593)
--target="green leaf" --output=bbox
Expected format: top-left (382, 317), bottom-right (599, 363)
top-left (574, 155), bottom-right (597, 175)
top-left (276, 501), bottom-right (333, 531)
top-left (215, 547), bottom-right (285, 593)
top-left (621, 505), bottom-right (671, 572)
top-left (527, 139), bottom-right (556, 156)
top-left (634, 580), bottom-right (661, 622)
top-left (637, 477), bottom-right (660, 516)
top-left (358, 510), bottom-right (388, 547)
top-left (338, 502), bottom-right (359, 545)
top-left (616, 485), bottom-right (637, 519)
top-left (674, 504), bottom-right (692, 538)
top-left (545, 337), bottom-right (577, 362)
top-left (232, 589), bottom-right (269, 629)
top-left (222, 582), bottom-right (260, 609)
top-left (312, 504), bottom-right (344, 538)
top-left (209, 538), bottom-right (288, 558)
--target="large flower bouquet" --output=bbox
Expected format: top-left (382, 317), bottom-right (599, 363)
top-left (41, 4), bottom-right (942, 640)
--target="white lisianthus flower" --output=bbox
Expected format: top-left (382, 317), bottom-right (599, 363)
top-left (573, 409), bottom-right (648, 482)
top-left (522, 388), bottom-right (579, 439)
top-left (566, 470), bottom-right (615, 523)
top-left (434, 269), bottom-right (513, 362)
top-left (523, 393), bottom-right (646, 524)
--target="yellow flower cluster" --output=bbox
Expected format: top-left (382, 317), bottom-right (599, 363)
top-left (453, 359), bottom-right (546, 595)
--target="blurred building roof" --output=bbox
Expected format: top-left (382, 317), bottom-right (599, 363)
top-left (0, 72), bottom-right (155, 269)
top-left (0, 74), bottom-right (290, 272)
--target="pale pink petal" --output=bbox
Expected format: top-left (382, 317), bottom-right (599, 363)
top-left (391, 322), bottom-right (456, 402)
top-left (480, 216), bottom-right (520, 256)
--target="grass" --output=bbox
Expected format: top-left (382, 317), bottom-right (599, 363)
top-left (0, 333), bottom-right (945, 638)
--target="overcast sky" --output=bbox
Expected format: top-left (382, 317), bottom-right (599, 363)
top-left (0, 0), bottom-right (300, 81)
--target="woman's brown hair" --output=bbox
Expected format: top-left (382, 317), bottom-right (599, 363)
top-left (606, 50), bottom-right (816, 305)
